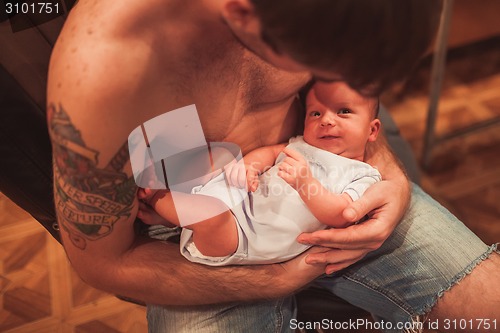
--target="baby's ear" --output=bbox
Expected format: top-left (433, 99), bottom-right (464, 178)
top-left (368, 119), bottom-right (381, 142)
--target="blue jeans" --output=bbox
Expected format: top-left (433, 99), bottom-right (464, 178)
top-left (147, 185), bottom-right (498, 333)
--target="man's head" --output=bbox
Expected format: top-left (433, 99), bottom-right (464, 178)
top-left (303, 82), bottom-right (380, 161)
top-left (221, 0), bottom-right (442, 95)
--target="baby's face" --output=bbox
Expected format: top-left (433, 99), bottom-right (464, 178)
top-left (303, 82), bottom-right (380, 161)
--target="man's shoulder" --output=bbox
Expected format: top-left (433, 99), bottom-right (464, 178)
top-left (66, 0), bottom-right (165, 38)
top-left (57, 0), bottom-right (160, 60)
top-left (47, 3), bottom-right (152, 144)
top-left (49, 1), bottom-right (167, 110)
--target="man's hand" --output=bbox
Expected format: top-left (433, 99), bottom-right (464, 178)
top-left (278, 246), bottom-right (331, 289)
top-left (297, 179), bottom-right (411, 274)
top-left (278, 148), bottom-right (313, 190)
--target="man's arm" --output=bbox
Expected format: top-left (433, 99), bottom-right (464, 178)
top-left (48, 101), bottom-right (325, 305)
top-left (355, 132), bottom-right (411, 222)
top-left (47, 28), bottom-right (323, 305)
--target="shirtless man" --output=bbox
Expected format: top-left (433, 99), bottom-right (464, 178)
top-left (47, 0), bottom-right (500, 332)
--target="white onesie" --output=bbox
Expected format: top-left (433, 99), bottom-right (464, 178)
top-left (180, 136), bottom-right (381, 265)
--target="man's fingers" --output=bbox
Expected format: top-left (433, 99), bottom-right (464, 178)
top-left (304, 248), bottom-right (366, 273)
top-left (297, 224), bottom-right (384, 250)
top-left (305, 248), bottom-right (365, 264)
top-left (342, 185), bottom-right (385, 222)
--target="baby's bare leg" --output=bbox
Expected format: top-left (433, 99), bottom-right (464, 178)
top-left (191, 205), bottom-right (238, 257)
top-left (149, 191), bottom-right (238, 257)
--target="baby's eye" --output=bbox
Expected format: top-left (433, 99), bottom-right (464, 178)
top-left (337, 108), bottom-right (351, 115)
top-left (309, 111), bottom-right (321, 117)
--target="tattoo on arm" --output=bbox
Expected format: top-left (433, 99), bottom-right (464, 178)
top-left (48, 103), bottom-right (137, 249)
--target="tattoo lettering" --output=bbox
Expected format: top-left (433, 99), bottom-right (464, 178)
top-left (48, 103), bottom-right (136, 249)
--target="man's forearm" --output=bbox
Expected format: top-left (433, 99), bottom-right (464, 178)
top-left (102, 237), bottom-right (318, 305)
top-left (58, 194), bottom-right (319, 306)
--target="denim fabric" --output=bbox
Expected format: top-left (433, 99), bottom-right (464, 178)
top-left (147, 297), bottom-right (295, 333)
top-left (147, 185), bottom-right (497, 333)
top-left (315, 184), bottom-right (496, 332)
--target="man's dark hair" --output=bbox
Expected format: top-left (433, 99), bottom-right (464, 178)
top-left (251, 0), bottom-right (442, 96)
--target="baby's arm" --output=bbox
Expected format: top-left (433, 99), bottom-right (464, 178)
top-left (278, 148), bottom-right (352, 228)
top-left (226, 143), bottom-right (287, 191)
top-left (296, 178), bottom-right (353, 228)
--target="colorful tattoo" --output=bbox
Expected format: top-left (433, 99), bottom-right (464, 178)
top-left (48, 103), bottom-right (136, 249)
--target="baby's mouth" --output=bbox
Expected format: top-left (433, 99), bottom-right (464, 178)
top-left (319, 135), bottom-right (340, 140)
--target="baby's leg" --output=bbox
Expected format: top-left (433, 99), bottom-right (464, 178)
top-left (148, 190), bottom-right (238, 257)
top-left (190, 200), bottom-right (238, 257)
top-left (137, 188), bottom-right (177, 227)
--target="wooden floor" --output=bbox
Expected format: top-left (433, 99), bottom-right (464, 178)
top-left (1, 40), bottom-right (499, 333)
top-left (0, 195), bottom-right (148, 332)
top-left (381, 36), bottom-right (500, 247)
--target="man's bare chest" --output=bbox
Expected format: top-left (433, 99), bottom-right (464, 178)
top-left (138, 51), bottom-right (309, 151)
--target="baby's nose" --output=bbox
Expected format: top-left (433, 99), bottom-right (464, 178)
top-left (320, 114), bottom-right (335, 126)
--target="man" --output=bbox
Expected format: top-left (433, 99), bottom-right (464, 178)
top-left (47, 0), bottom-right (499, 332)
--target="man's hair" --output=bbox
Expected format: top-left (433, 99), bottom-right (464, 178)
top-left (251, 0), bottom-right (442, 96)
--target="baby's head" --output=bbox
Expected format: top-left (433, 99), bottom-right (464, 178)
top-left (303, 82), bottom-right (381, 161)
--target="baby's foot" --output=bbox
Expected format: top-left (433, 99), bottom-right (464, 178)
top-left (137, 201), bottom-right (170, 226)
top-left (137, 187), bottom-right (160, 206)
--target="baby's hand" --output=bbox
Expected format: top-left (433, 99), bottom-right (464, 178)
top-left (224, 159), bottom-right (259, 192)
top-left (278, 148), bottom-right (312, 189)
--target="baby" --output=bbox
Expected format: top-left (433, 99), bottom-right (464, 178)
top-left (138, 81), bottom-right (381, 265)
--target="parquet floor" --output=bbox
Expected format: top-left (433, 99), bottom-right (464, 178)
top-left (0, 193), bottom-right (148, 333)
top-left (382, 36), bottom-right (500, 247)
top-left (1, 38), bottom-right (499, 333)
